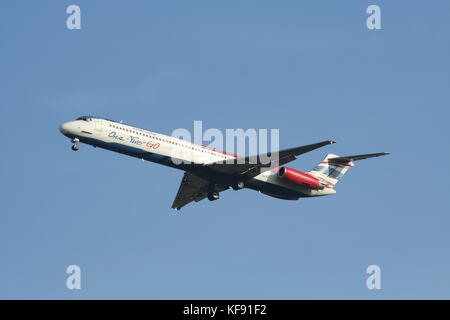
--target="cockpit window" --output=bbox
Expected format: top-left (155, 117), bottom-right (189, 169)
top-left (76, 116), bottom-right (92, 121)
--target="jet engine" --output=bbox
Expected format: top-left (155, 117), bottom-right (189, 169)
top-left (277, 167), bottom-right (325, 190)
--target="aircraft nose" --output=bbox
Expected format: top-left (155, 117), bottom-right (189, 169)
top-left (59, 122), bottom-right (72, 136)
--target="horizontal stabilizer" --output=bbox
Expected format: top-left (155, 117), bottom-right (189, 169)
top-left (328, 152), bottom-right (389, 164)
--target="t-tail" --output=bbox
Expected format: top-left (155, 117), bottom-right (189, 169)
top-left (308, 152), bottom-right (389, 188)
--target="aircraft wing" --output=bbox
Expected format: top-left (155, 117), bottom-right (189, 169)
top-left (172, 140), bottom-right (334, 210)
top-left (205, 140), bottom-right (336, 180)
top-left (172, 172), bottom-right (229, 211)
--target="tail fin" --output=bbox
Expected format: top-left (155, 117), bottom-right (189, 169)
top-left (308, 152), bottom-right (389, 187)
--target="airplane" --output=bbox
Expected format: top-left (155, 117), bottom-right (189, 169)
top-left (59, 116), bottom-right (389, 210)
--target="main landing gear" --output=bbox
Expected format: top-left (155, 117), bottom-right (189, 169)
top-left (71, 138), bottom-right (79, 151)
top-left (207, 191), bottom-right (220, 201)
top-left (232, 180), bottom-right (245, 191)
top-left (207, 179), bottom-right (244, 202)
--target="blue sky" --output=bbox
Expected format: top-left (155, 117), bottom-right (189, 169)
top-left (1, 1), bottom-right (449, 299)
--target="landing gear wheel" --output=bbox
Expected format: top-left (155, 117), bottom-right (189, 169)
top-left (208, 191), bottom-right (220, 201)
top-left (71, 138), bottom-right (79, 151)
top-left (232, 180), bottom-right (245, 190)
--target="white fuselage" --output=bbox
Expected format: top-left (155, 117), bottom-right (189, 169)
top-left (60, 117), bottom-right (335, 199)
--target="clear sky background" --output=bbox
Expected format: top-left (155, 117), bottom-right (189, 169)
top-left (1, 1), bottom-right (449, 299)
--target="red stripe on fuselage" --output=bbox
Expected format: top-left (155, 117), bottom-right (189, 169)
top-left (199, 145), bottom-right (238, 158)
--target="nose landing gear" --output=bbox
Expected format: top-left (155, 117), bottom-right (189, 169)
top-left (71, 138), bottom-right (79, 151)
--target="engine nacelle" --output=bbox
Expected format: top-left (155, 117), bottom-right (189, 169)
top-left (277, 167), bottom-right (325, 190)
